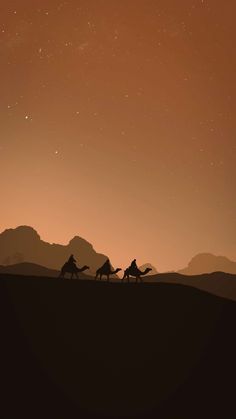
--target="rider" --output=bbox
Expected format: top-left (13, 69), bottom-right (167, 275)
top-left (67, 254), bottom-right (77, 266)
top-left (130, 259), bottom-right (138, 270)
top-left (101, 259), bottom-right (111, 270)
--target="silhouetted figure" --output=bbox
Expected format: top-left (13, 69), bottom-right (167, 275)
top-left (122, 262), bottom-right (152, 283)
top-left (59, 263), bottom-right (90, 279)
top-left (95, 259), bottom-right (122, 282)
top-left (67, 254), bottom-right (77, 266)
top-left (103, 259), bottom-right (111, 270)
top-left (58, 254), bottom-right (90, 279)
top-left (130, 259), bottom-right (138, 270)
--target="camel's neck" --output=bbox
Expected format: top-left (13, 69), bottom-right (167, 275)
top-left (111, 269), bottom-right (120, 274)
top-left (137, 269), bottom-right (148, 275)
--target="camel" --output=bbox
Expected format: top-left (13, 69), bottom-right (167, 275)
top-left (122, 267), bottom-right (152, 283)
top-left (59, 262), bottom-right (90, 279)
top-left (95, 266), bottom-right (122, 282)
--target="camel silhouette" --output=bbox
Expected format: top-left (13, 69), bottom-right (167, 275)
top-left (122, 267), bottom-right (152, 283)
top-left (95, 265), bottom-right (122, 282)
top-left (59, 262), bottom-right (89, 279)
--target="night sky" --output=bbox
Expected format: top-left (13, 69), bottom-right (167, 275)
top-left (1, 1), bottom-right (235, 271)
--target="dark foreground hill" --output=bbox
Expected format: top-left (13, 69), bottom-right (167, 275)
top-left (1, 274), bottom-right (236, 419)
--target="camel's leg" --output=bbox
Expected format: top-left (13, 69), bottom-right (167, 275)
top-left (107, 274), bottom-right (110, 282)
top-left (95, 273), bottom-right (98, 281)
top-left (100, 274), bottom-right (102, 281)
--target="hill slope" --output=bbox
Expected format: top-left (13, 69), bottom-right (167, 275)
top-left (0, 262), bottom-right (93, 280)
top-left (1, 274), bottom-right (236, 418)
top-left (146, 271), bottom-right (236, 301)
top-left (2, 264), bottom-right (236, 301)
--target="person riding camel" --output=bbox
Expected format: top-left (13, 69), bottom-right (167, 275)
top-left (67, 254), bottom-right (77, 267)
top-left (130, 259), bottom-right (138, 272)
top-left (101, 259), bottom-right (111, 270)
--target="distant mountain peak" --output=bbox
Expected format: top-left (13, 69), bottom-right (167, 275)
top-left (2, 225), bottom-right (41, 240)
top-left (190, 253), bottom-right (232, 262)
top-left (68, 236), bottom-right (94, 250)
top-left (179, 253), bottom-right (236, 275)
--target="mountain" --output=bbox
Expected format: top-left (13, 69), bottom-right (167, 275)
top-left (0, 226), bottom-right (108, 274)
top-left (139, 263), bottom-right (158, 275)
top-left (178, 253), bottom-right (236, 275)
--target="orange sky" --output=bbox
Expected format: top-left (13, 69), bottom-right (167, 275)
top-left (0, 0), bottom-right (235, 271)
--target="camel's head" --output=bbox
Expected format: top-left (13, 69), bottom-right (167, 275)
top-left (115, 268), bottom-right (122, 273)
top-left (83, 265), bottom-right (90, 270)
top-left (144, 267), bottom-right (152, 274)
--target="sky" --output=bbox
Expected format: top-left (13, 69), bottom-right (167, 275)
top-left (0, 0), bottom-right (235, 272)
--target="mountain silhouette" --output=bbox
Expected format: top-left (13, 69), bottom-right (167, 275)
top-left (178, 253), bottom-right (236, 275)
top-left (0, 226), bottom-right (108, 274)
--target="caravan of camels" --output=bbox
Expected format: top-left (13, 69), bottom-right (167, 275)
top-left (59, 255), bottom-right (152, 282)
